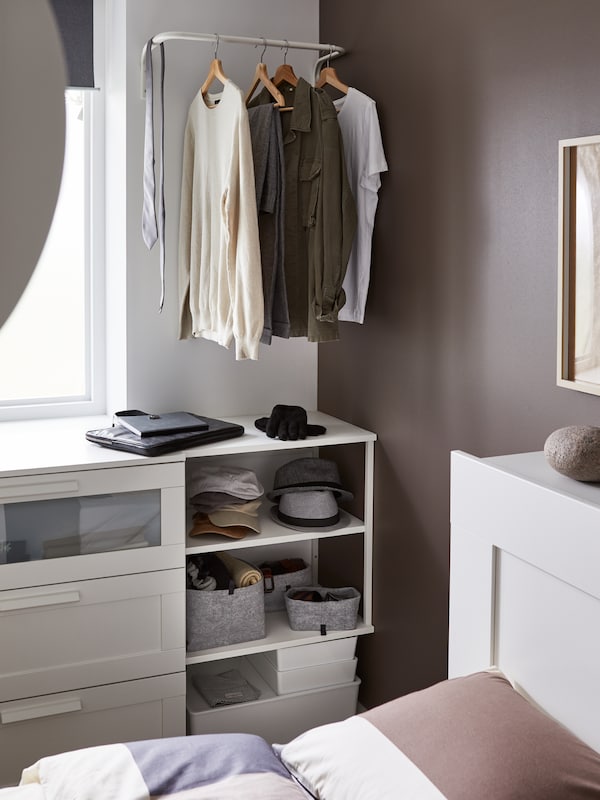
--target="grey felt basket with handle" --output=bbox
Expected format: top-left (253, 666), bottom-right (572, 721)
top-left (186, 577), bottom-right (266, 651)
top-left (284, 585), bottom-right (360, 633)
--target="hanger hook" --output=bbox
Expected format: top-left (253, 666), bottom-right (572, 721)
top-left (258, 36), bottom-right (267, 62)
top-left (213, 33), bottom-right (220, 60)
top-left (326, 45), bottom-right (333, 69)
top-left (282, 39), bottom-right (289, 64)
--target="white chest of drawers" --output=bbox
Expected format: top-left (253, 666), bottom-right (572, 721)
top-left (0, 419), bottom-right (187, 786)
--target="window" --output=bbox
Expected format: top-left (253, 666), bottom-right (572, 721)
top-left (0, 89), bottom-right (105, 420)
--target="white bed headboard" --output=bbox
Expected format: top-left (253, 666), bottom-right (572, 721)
top-left (449, 450), bottom-right (600, 753)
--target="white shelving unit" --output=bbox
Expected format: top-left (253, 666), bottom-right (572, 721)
top-left (181, 413), bottom-right (375, 742)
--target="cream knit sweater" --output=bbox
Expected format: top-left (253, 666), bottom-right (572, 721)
top-left (178, 81), bottom-right (264, 360)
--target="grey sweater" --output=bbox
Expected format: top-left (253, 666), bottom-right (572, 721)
top-left (247, 103), bottom-right (290, 344)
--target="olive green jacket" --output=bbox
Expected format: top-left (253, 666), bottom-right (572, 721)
top-left (251, 78), bottom-right (357, 342)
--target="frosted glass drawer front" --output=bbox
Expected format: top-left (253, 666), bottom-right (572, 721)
top-left (2, 489), bottom-right (161, 562)
top-left (0, 672), bottom-right (186, 788)
top-left (0, 463), bottom-right (185, 588)
top-left (0, 569), bottom-right (185, 701)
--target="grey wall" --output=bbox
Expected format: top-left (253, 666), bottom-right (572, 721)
top-left (319, 0), bottom-right (600, 707)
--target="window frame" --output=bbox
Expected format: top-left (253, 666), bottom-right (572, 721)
top-left (0, 86), bottom-right (106, 422)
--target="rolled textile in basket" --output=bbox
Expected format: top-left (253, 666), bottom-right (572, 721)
top-left (216, 551), bottom-right (262, 587)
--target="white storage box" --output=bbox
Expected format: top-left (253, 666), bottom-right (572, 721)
top-left (267, 637), bottom-right (358, 670)
top-left (248, 650), bottom-right (357, 694)
top-left (186, 657), bottom-right (359, 744)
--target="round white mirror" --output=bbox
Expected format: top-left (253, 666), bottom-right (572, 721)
top-left (0, 0), bottom-right (67, 328)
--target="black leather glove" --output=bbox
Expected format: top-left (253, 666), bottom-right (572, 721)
top-left (254, 404), bottom-right (327, 440)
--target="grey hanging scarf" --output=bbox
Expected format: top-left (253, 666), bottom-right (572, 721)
top-left (142, 38), bottom-right (166, 310)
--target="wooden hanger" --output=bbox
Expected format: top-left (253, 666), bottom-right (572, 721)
top-left (316, 65), bottom-right (348, 94)
top-left (272, 61), bottom-right (298, 88)
top-left (245, 62), bottom-right (285, 107)
top-left (201, 58), bottom-right (228, 99)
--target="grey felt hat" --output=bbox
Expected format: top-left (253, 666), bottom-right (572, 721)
top-left (270, 489), bottom-right (341, 530)
top-left (267, 457), bottom-right (353, 502)
top-left (271, 489), bottom-right (349, 533)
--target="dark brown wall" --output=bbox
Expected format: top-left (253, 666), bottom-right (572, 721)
top-left (319, 0), bottom-right (600, 708)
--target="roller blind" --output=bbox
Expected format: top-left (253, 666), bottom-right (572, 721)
top-left (49, 0), bottom-right (94, 88)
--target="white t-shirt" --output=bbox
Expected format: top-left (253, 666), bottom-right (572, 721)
top-left (334, 88), bottom-right (388, 324)
top-left (178, 81), bottom-right (263, 360)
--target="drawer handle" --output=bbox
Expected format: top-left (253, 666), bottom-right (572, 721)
top-left (0, 590), bottom-right (81, 612)
top-left (1, 698), bottom-right (82, 725)
top-left (0, 480), bottom-right (79, 502)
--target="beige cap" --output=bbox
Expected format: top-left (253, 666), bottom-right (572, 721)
top-left (208, 506), bottom-right (261, 533)
top-left (189, 513), bottom-right (253, 540)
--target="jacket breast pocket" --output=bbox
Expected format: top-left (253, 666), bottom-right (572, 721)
top-left (299, 159), bottom-right (321, 229)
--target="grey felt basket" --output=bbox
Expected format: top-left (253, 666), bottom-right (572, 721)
top-left (264, 565), bottom-right (313, 612)
top-left (284, 586), bottom-right (361, 633)
top-left (186, 578), bottom-right (266, 651)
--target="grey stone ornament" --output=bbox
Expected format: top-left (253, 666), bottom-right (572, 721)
top-left (544, 425), bottom-right (600, 481)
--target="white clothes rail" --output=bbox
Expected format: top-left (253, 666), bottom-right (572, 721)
top-left (140, 31), bottom-right (346, 97)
